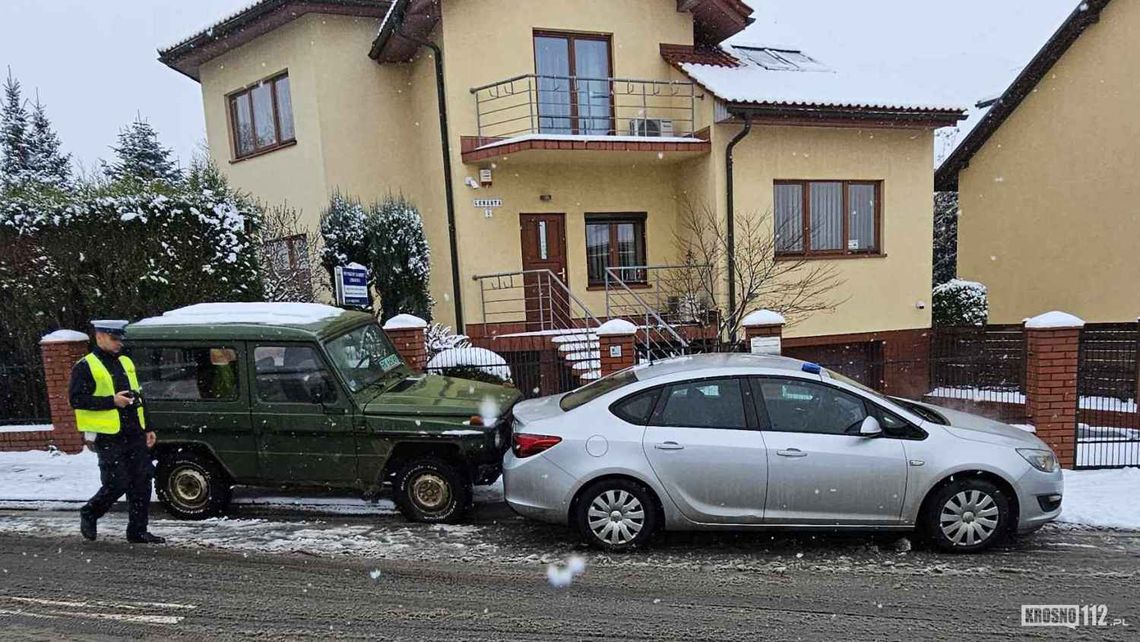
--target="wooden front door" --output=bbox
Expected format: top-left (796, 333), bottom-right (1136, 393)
top-left (519, 213), bottom-right (570, 331)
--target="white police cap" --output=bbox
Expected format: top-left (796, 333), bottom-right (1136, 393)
top-left (91, 320), bottom-right (130, 337)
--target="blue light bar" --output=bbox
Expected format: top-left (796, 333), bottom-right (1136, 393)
top-left (801, 362), bottom-right (822, 374)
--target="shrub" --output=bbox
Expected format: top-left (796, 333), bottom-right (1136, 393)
top-left (933, 279), bottom-right (988, 326)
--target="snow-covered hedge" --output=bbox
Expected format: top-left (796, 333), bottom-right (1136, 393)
top-left (427, 347), bottom-right (512, 384)
top-left (933, 279), bottom-right (988, 326)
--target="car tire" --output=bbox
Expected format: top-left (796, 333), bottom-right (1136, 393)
top-left (574, 479), bottom-right (658, 552)
top-left (393, 458), bottom-right (471, 524)
top-left (922, 478), bottom-right (1011, 553)
top-left (155, 452), bottom-right (232, 520)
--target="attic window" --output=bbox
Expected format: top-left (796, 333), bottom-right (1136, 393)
top-left (735, 47), bottom-right (828, 72)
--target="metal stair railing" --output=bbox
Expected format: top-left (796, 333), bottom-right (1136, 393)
top-left (604, 266), bottom-right (694, 361)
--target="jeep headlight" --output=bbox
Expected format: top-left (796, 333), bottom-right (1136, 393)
top-left (1017, 448), bottom-right (1059, 473)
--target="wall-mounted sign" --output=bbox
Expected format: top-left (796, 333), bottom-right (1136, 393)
top-left (750, 336), bottom-right (781, 356)
top-left (334, 264), bottom-right (370, 308)
top-left (474, 198), bottom-right (503, 219)
top-left (609, 345), bottom-right (622, 358)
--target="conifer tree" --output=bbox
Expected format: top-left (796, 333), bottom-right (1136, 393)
top-left (24, 94), bottom-right (71, 190)
top-left (0, 70), bottom-right (30, 189)
top-left (103, 115), bottom-right (182, 185)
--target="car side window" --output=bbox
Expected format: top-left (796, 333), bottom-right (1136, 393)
top-left (133, 346), bottom-right (240, 402)
top-left (755, 378), bottom-right (867, 435)
top-left (610, 388), bottom-right (660, 425)
top-left (254, 345), bottom-right (338, 404)
top-left (650, 378), bottom-right (746, 429)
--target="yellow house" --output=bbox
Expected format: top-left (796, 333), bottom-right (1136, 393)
top-left (937, 0), bottom-right (1137, 324)
top-left (160, 0), bottom-right (962, 391)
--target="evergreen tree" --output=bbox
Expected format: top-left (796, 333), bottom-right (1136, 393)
top-left (103, 116), bottom-right (182, 185)
top-left (370, 194), bottom-right (432, 321)
top-left (0, 70), bottom-right (30, 190)
top-left (933, 191), bottom-right (959, 286)
top-left (319, 191), bottom-right (370, 278)
top-left (24, 94), bottom-right (71, 190)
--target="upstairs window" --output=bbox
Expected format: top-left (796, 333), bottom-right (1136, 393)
top-left (774, 180), bottom-right (881, 257)
top-left (229, 72), bottom-right (295, 159)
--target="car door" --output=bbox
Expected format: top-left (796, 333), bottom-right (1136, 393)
top-left (753, 377), bottom-right (908, 525)
top-left (250, 344), bottom-right (359, 486)
top-left (641, 377), bottom-right (768, 524)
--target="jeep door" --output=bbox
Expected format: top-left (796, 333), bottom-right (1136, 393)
top-left (248, 343), bottom-right (359, 486)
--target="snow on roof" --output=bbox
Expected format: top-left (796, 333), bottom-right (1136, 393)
top-left (133, 303), bottom-right (347, 327)
top-left (741, 310), bottom-right (786, 327)
top-left (160, 0), bottom-right (274, 53)
top-left (679, 44), bottom-right (964, 113)
top-left (1024, 311), bottom-right (1085, 329)
top-left (383, 314), bottom-right (428, 330)
top-left (40, 330), bottom-right (89, 344)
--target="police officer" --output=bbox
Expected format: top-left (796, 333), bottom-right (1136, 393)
top-left (71, 320), bottom-right (165, 544)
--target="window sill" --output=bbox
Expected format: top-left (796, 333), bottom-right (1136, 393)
top-left (775, 252), bottom-right (887, 262)
top-left (587, 283), bottom-right (651, 291)
top-left (230, 139), bottom-right (298, 164)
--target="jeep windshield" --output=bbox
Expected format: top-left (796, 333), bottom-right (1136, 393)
top-left (325, 323), bottom-right (405, 392)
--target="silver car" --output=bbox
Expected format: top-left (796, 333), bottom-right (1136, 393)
top-left (502, 354), bottom-right (1063, 553)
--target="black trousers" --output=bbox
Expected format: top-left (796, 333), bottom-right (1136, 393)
top-left (82, 433), bottom-right (154, 538)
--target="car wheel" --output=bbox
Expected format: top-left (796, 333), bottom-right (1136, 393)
top-left (393, 458), bottom-right (471, 524)
top-left (155, 452), bottom-right (232, 520)
top-left (923, 478), bottom-right (1011, 553)
top-left (574, 479), bottom-right (658, 552)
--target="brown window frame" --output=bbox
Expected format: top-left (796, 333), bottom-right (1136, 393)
top-left (533, 29), bottom-right (615, 135)
top-left (227, 71), bottom-right (295, 161)
top-left (584, 213), bottom-right (647, 287)
top-left (773, 180), bottom-right (883, 258)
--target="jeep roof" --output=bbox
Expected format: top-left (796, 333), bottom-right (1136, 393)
top-left (127, 303), bottom-right (374, 342)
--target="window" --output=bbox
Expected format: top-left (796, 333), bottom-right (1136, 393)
top-left (774, 180), bottom-right (881, 256)
top-left (755, 379), bottom-right (867, 435)
top-left (262, 234), bottom-right (313, 300)
top-left (651, 378), bottom-right (746, 429)
top-left (610, 388), bottom-right (661, 425)
top-left (134, 347), bottom-right (239, 402)
top-left (325, 324), bottom-right (404, 392)
top-left (560, 368), bottom-right (639, 411)
top-left (585, 214), bottom-right (647, 285)
top-left (534, 31), bottom-right (613, 134)
top-left (254, 345), bottom-right (338, 404)
top-left (229, 72), bottom-right (295, 159)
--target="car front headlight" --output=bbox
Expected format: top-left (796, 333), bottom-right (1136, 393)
top-left (1017, 448), bottom-right (1059, 473)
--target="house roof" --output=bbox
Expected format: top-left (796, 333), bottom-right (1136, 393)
top-left (158, 0), bottom-right (392, 80)
top-left (667, 43), bottom-right (966, 126)
top-left (370, 0), bottom-right (755, 63)
top-left (934, 0), bottom-right (1113, 190)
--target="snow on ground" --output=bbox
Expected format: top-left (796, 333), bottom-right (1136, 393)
top-left (1058, 468), bottom-right (1140, 530)
top-left (928, 386), bottom-right (1137, 413)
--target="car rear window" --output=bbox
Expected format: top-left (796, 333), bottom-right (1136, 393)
top-left (560, 369), bottom-right (639, 411)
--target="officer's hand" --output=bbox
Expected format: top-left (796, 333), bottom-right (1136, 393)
top-left (146, 432), bottom-right (157, 449)
top-left (113, 391), bottom-right (134, 408)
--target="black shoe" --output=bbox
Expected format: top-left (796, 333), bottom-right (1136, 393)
top-left (80, 510), bottom-right (97, 541)
top-left (127, 532), bottom-right (166, 544)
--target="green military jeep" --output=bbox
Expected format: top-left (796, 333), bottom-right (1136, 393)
top-left (126, 303), bottom-right (520, 523)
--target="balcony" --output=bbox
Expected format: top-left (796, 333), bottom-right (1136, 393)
top-left (462, 74), bottom-right (711, 164)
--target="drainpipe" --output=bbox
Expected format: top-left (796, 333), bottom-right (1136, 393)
top-left (399, 32), bottom-right (465, 331)
top-left (724, 114), bottom-right (753, 344)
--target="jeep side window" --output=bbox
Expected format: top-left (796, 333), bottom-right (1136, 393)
top-left (134, 346), bottom-right (240, 401)
top-left (254, 345), bottom-right (338, 404)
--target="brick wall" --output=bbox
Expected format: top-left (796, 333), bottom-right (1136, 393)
top-left (0, 333), bottom-right (89, 454)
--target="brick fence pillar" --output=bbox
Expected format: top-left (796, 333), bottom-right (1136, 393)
top-left (39, 330), bottom-right (90, 454)
top-left (1024, 311), bottom-right (1084, 468)
top-left (597, 319), bottom-right (637, 378)
top-left (741, 310), bottom-right (785, 354)
top-left (383, 314), bottom-right (429, 372)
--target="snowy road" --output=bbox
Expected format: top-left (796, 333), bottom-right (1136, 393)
top-left (0, 505), bottom-right (1137, 640)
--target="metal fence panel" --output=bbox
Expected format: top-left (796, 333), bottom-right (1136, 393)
top-left (1076, 325), bottom-right (1139, 469)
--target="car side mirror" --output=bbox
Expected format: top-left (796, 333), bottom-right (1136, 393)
top-left (859, 416), bottom-right (883, 437)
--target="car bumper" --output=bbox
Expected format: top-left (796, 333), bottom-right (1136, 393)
top-left (502, 450), bottom-right (576, 525)
top-left (1014, 467), bottom-right (1064, 534)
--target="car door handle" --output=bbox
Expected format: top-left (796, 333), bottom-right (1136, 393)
top-left (654, 441), bottom-right (684, 451)
top-left (776, 448), bottom-right (807, 458)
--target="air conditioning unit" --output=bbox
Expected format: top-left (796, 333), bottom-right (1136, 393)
top-left (629, 118), bottom-right (674, 138)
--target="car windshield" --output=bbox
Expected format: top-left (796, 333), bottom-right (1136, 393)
top-left (559, 368), bottom-right (639, 411)
top-left (325, 323), bottom-right (404, 392)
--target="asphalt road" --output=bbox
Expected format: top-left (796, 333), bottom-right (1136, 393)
top-left (0, 503), bottom-right (1137, 641)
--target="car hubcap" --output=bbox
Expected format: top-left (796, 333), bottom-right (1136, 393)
top-left (171, 468), bottom-right (209, 509)
top-left (411, 473), bottom-right (451, 513)
top-left (941, 490), bottom-right (999, 546)
top-left (587, 490), bottom-right (644, 546)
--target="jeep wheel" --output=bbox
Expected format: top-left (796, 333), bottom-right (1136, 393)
top-left (156, 453), bottom-right (232, 520)
top-left (393, 458), bottom-right (470, 524)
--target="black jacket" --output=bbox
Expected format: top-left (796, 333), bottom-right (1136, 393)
top-left (69, 348), bottom-right (148, 435)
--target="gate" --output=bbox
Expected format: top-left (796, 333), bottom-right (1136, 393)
top-left (1075, 324), bottom-right (1140, 469)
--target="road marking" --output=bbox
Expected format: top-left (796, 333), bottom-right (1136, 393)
top-left (0, 595), bottom-right (192, 626)
top-left (2, 596), bottom-right (196, 611)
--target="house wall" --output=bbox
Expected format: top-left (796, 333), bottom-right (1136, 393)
top-left (956, 0), bottom-right (1140, 323)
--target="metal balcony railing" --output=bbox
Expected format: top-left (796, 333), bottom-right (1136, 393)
top-left (470, 74), bottom-right (699, 140)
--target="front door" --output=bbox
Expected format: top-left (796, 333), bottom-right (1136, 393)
top-left (249, 343), bottom-right (359, 486)
top-left (641, 377), bottom-right (768, 524)
top-left (752, 377), bottom-right (908, 525)
top-left (519, 213), bottom-right (570, 331)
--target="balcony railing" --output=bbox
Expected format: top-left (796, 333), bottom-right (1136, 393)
top-left (470, 74), bottom-right (699, 140)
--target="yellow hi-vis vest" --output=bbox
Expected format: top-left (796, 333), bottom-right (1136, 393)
top-left (74, 353), bottom-right (147, 434)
